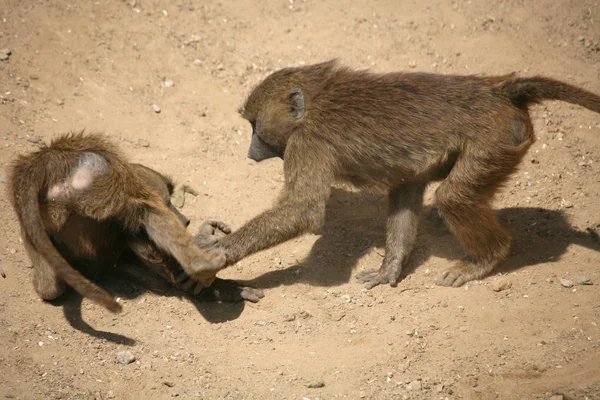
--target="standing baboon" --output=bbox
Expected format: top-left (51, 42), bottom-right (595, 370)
top-left (7, 132), bottom-right (240, 312)
top-left (188, 60), bottom-right (600, 291)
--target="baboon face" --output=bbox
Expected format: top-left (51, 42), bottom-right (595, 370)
top-left (241, 71), bottom-right (307, 162)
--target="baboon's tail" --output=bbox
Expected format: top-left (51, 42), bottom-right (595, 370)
top-left (501, 76), bottom-right (600, 114)
top-left (9, 155), bottom-right (122, 313)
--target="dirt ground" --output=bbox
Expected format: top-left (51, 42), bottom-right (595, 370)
top-left (0, 0), bottom-right (599, 399)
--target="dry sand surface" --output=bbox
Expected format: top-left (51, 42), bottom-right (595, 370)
top-left (1, 0), bottom-right (599, 399)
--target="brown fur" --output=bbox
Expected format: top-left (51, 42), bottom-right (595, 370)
top-left (8, 132), bottom-right (227, 312)
top-left (203, 60), bottom-right (600, 289)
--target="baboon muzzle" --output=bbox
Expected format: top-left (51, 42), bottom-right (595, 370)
top-left (248, 134), bottom-right (281, 162)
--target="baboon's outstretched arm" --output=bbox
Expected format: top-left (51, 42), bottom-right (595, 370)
top-left (217, 135), bottom-right (334, 265)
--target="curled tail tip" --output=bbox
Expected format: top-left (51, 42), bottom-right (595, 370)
top-left (91, 291), bottom-right (123, 313)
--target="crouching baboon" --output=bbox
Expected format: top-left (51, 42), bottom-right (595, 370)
top-left (186, 60), bottom-right (600, 291)
top-left (8, 132), bottom-right (262, 313)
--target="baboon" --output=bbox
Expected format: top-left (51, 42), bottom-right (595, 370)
top-left (188, 60), bottom-right (600, 290)
top-left (7, 132), bottom-right (258, 313)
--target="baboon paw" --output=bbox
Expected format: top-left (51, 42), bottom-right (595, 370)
top-left (175, 272), bottom-right (200, 292)
top-left (355, 269), bottom-right (389, 289)
top-left (435, 269), bottom-right (469, 287)
top-left (194, 220), bottom-right (231, 249)
top-left (238, 286), bottom-right (265, 303)
top-left (185, 278), bottom-right (265, 303)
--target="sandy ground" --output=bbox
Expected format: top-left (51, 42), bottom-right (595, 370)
top-left (0, 0), bottom-right (599, 399)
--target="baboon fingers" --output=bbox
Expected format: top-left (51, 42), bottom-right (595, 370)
top-left (179, 276), bottom-right (197, 292)
top-left (193, 282), bottom-right (203, 296)
top-left (202, 278), bottom-right (265, 303)
top-left (194, 220), bottom-right (232, 249)
top-left (175, 271), bottom-right (188, 284)
top-left (199, 220), bottom-right (232, 236)
top-left (436, 260), bottom-right (496, 287)
top-left (240, 286), bottom-right (265, 303)
top-left (172, 184), bottom-right (199, 208)
top-left (355, 269), bottom-right (389, 289)
top-left (174, 272), bottom-right (204, 294)
top-left (436, 270), bottom-right (469, 287)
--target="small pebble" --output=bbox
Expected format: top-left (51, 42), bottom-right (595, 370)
top-left (0, 48), bottom-right (10, 61)
top-left (406, 380), bottom-right (422, 391)
top-left (305, 379), bottom-right (325, 388)
top-left (0, 176), bottom-right (7, 183)
top-left (117, 350), bottom-right (135, 365)
top-left (560, 279), bottom-right (573, 288)
top-left (577, 277), bottom-right (592, 285)
top-left (163, 79), bottom-right (174, 88)
top-left (152, 104), bottom-right (161, 113)
top-left (408, 60), bottom-right (417, 68)
top-left (10, 248), bottom-right (16, 254)
top-left (30, 74), bottom-right (39, 80)
top-left (26, 136), bottom-right (42, 144)
top-left (330, 311), bottom-right (346, 322)
top-left (492, 279), bottom-right (512, 292)
top-left (283, 314), bottom-right (296, 322)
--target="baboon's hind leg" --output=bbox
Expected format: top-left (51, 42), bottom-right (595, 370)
top-left (435, 140), bottom-right (529, 287)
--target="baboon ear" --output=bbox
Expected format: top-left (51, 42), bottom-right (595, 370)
top-left (289, 88), bottom-right (305, 120)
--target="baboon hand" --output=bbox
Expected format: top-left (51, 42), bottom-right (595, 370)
top-left (187, 248), bottom-right (227, 287)
top-left (175, 275), bottom-right (264, 303)
top-left (194, 220), bottom-right (232, 249)
top-left (355, 258), bottom-right (403, 289)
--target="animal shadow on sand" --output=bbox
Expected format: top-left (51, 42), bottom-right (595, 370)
top-left (50, 259), bottom-right (251, 346)
top-left (245, 188), bottom-right (599, 289)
